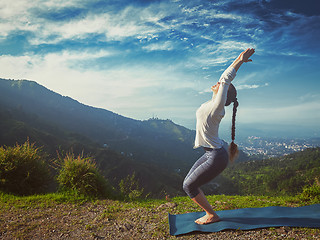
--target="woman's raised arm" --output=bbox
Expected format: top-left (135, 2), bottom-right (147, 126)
top-left (231, 48), bottom-right (255, 72)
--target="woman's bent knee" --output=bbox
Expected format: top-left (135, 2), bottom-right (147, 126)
top-left (183, 181), bottom-right (199, 198)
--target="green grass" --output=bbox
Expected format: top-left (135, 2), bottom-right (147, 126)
top-left (0, 191), bottom-right (90, 209)
top-left (1, 190), bottom-right (318, 213)
top-left (1, 191), bottom-right (319, 239)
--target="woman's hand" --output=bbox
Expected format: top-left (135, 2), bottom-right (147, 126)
top-left (231, 48), bottom-right (255, 72)
top-left (239, 48), bottom-right (255, 63)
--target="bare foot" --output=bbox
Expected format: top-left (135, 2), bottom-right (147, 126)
top-left (195, 213), bottom-right (220, 225)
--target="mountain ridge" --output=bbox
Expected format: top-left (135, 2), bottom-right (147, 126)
top-left (0, 78), bottom-right (249, 170)
top-left (0, 77), bottom-right (249, 197)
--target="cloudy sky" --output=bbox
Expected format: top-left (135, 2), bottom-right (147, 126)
top-left (1, 0), bottom-right (319, 137)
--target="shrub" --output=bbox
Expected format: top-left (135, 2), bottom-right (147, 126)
top-left (119, 172), bottom-right (145, 200)
top-left (0, 140), bottom-right (50, 195)
top-left (56, 153), bottom-right (112, 198)
top-left (299, 179), bottom-right (320, 202)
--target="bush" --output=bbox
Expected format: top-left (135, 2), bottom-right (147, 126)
top-left (119, 172), bottom-right (145, 201)
top-left (299, 179), bottom-right (320, 202)
top-left (0, 140), bottom-right (50, 195)
top-left (56, 153), bottom-right (112, 198)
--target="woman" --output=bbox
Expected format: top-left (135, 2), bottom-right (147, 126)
top-left (183, 48), bottom-right (255, 225)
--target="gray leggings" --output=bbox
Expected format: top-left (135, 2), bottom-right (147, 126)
top-left (183, 147), bottom-right (229, 198)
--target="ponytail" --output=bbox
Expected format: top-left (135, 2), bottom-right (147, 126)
top-left (228, 99), bottom-right (239, 162)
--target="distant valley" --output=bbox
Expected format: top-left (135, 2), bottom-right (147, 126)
top-left (238, 136), bottom-right (320, 159)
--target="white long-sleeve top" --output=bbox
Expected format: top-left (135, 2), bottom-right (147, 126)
top-left (194, 65), bottom-right (237, 149)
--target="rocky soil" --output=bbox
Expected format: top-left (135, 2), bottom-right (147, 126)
top-left (1, 200), bottom-right (319, 239)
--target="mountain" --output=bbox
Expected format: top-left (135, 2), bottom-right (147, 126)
top-left (0, 78), bottom-right (248, 169)
top-left (0, 78), bottom-right (252, 196)
top-left (2, 78), bottom-right (319, 198)
top-left (0, 87), bottom-right (184, 197)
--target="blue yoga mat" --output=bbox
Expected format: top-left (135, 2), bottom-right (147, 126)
top-left (169, 204), bottom-right (320, 236)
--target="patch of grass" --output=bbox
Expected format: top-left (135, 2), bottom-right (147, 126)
top-left (170, 194), bottom-right (319, 215)
top-left (1, 191), bottom-right (319, 239)
top-left (1, 190), bottom-right (318, 212)
top-left (0, 191), bottom-right (90, 210)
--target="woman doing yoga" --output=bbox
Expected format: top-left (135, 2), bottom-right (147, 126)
top-left (183, 48), bottom-right (255, 225)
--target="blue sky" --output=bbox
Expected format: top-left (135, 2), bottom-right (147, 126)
top-left (1, 0), bottom-right (320, 138)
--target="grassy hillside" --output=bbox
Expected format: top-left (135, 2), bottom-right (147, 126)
top-left (214, 147), bottom-right (320, 196)
top-left (1, 192), bottom-right (319, 239)
top-left (0, 104), bottom-right (184, 198)
top-left (1, 102), bottom-right (319, 198)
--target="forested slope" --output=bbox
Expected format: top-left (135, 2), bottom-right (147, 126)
top-left (215, 147), bottom-right (320, 196)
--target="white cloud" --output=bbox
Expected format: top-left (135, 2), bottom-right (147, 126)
top-left (42, 0), bottom-right (84, 8)
top-left (30, 11), bottom-right (148, 44)
top-left (0, 0), bottom-right (37, 38)
top-left (217, 41), bottom-right (257, 51)
top-left (1, 51), bottom-right (156, 95)
top-left (0, 0), bottom-right (84, 39)
top-left (0, 0), bottom-right (32, 19)
top-left (1, 1), bottom-right (172, 45)
top-left (189, 40), bottom-right (257, 70)
top-left (181, 3), bottom-right (249, 23)
top-left (209, 11), bottom-right (247, 22)
top-left (198, 89), bottom-right (212, 95)
top-left (142, 41), bottom-right (175, 51)
top-left (0, 50), bottom-right (197, 119)
top-left (137, 34), bottom-right (159, 42)
top-left (237, 83), bottom-right (269, 90)
top-left (50, 14), bottom-right (108, 39)
top-left (237, 84), bottom-right (259, 90)
top-left (53, 49), bottom-right (114, 61)
top-left (190, 55), bottom-right (230, 68)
